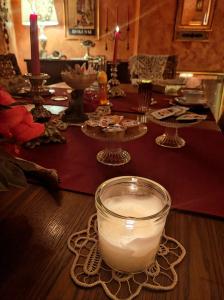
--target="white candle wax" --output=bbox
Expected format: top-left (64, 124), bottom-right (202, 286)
top-left (97, 195), bottom-right (166, 273)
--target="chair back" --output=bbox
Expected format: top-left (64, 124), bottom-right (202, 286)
top-left (0, 53), bottom-right (21, 79)
top-left (129, 55), bottom-right (177, 81)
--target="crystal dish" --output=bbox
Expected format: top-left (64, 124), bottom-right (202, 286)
top-left (81, 123), bottom-right (147, 166)
top-left (148, 112), bottom-right (201, 148)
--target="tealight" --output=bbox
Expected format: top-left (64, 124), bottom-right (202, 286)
top-left (95, 176), bottom-right (171, 273)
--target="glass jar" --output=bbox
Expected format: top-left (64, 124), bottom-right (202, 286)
top-left (95, 176), bottom-right (171, 273)
top-left (83, 83), bottom-right (99, 112)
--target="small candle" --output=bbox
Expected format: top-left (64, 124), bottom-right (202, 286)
top-left (97, 195), bottom-right (166, 272)
top-left (96, 177), bottom-right (171, 273)
top-left (112, 26), bottom-right (120, 64)
top-left (30, 13), bottom-right (40, 75)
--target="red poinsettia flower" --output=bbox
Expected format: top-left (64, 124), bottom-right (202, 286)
top-left (0, 87), bottom-right (45, 144)
top-left (0, 88), bottom-right (15, 105)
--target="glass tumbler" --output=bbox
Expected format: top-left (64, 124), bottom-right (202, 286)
top-left (95, 176), bottom-right (171, 273)
top-left (138, 81), bottom-right (153, 112)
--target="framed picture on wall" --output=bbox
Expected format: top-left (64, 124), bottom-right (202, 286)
top-left (64, 0), bottom-right (99, 39)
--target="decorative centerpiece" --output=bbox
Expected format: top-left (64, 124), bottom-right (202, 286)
top-left (61, 63), bottom-right (97, 90)
top-left (62, 90), bottom-right (88, 123)
top-left (108, 63), bottom-right (125, 98)
top-left (61, 64), bottom-right (97, 123)
top-left (107, 25), bottom-right (125, 98)
top-left (24, 72), bottom-right (51, 123)
top-left (27, 12), bottom-right (51, 123)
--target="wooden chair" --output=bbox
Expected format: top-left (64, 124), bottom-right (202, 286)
top-left (129, 54), bottom-right (177, 82)
top-left (0, 53), bottom-right (26, 93)
top-left (0, 53), bottom-right (21, 79)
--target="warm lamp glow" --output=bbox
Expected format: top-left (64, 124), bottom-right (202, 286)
top-left (179, 72), bottom-right (194, 78)
top-left (115, 25), bottom-right (120, 33)
top-left (21, 0), bottom-right (58, 26)
top-left (21, 0), bottom-right (58, 58)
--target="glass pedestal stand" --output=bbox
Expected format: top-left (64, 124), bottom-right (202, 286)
top-left (25, 73), bottom-right (51, 122)
top-left (97, 145), bottom-right (130, 166)
top-left (81, 123), bottom-right (147, 166)
top-left (148, 112), bottom-right (201, 149)
top-left (155, 127), bottom-right (185, 148)
top-left (108, 64), bottom-right (125, 98)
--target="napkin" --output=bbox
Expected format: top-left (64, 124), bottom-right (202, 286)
top-left (0, 147), bottom-right (59, 192)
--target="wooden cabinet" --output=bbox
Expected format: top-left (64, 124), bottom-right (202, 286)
top-left (24, 59), bottom-right (130, 85)
top-left (106, 61), bottom-right (130, 84)
top-left (24, 59), bottom-right (87, 84)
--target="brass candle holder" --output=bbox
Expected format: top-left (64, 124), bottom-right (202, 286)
top-left (24, 73), bottom-right (51, 122)
top-left (108, 63), bottom-right (125, 98)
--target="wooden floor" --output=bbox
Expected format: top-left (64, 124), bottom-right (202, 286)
top-left (0, 184), bottom-right (223, 300)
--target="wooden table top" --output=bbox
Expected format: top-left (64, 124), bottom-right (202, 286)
top-left (1, 85), bottom-right (223, 299)
top-left (0, 184), bottom-right (223, 300)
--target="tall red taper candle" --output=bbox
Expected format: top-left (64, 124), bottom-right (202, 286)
top-left (112, 26), bottom-right (120, 64)
top-left (30, 13), bottom-right (40, 75)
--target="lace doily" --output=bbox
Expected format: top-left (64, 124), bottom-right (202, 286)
top-left (129, 55), bottom-right (168, 80)
top-left (68, 214), bottom-right (186, 300)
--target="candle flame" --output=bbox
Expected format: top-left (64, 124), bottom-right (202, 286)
top-left (115, 25), bottom-right (120, 33)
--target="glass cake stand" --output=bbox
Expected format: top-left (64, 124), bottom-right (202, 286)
top-left (148, 113), bottom-right (201, 149)
top-left (81, 124), bottom-right (147, 166)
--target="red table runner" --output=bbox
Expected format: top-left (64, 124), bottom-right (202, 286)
top-left (19, 123), bottom-right (224, 218)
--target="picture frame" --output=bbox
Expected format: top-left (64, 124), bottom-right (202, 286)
top-left (174, 0), bottom-right (217, 41)
top-left (64, 0), bottom-right (99, 39)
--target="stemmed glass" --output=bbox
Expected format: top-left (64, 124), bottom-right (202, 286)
top-left (137, 81), bottom-right (156, 113)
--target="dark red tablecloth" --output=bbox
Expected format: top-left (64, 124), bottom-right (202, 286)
top-left (19, 123), bottom-right (224, 218)
top-left (15, 89), bottom-right (211, 118)
top-left (111, 92), bottom-right (171, 113)
top-left (15, 88), bottom-right (69, 107)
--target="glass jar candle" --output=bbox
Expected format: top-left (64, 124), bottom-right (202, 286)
top-left (95, 176), bottom-right (171, 273)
